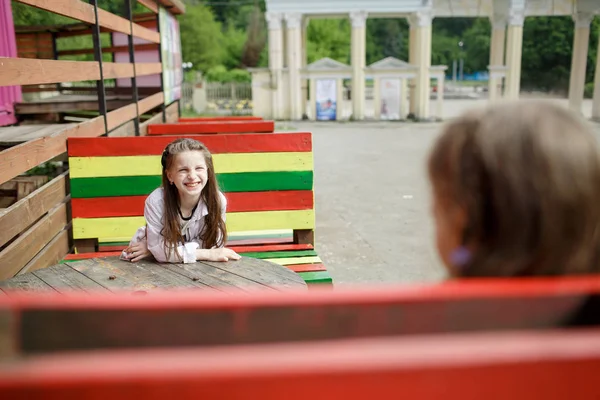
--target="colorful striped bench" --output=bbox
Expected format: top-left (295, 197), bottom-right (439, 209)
top-left (147, 120), bottom-right (275, 135)
top-left (66, 132), bottom-right (332, 286)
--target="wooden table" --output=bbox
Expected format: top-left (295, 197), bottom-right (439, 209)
top-left (0, 256), bottom-right (307, 295)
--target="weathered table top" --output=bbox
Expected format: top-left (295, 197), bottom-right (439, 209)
top-left (0, 256), bottom-right (307, 295)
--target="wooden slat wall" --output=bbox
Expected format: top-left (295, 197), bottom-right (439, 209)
top-left (0, 0), bottom-right (182, 278)
top-left (14, 0), bottom-right (160, 42)
top-left (0, 173), bottom-right (70, 280)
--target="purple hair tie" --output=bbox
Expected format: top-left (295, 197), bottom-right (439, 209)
top-left (450, 246), bottom-right (471, 268)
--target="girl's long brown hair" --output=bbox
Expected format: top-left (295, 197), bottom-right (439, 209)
top-left (428, 100), bottom-right (600, 277)
top-left (160, 138), bottom-right (227, 261)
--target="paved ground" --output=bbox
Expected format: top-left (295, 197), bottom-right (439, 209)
top-left (278, 99), bottom-right (600, 287)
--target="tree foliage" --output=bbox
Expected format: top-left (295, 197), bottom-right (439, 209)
top-left (11, 0), bottom-right (600, 89)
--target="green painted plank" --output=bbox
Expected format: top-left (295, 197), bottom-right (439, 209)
top-left (71, 171), bottom-right (314, 198)
top-left (297, 271), bottom-right (333, 285)
top-left (240, 250), bottom-right (318, 259)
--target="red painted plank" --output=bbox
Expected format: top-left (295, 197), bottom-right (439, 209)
top-left (179, 116), bottom-right (262, 122)
top-left (147, 121), bottom-right (275, 135)
top-left (68, 132), bottom-right (311, 156)
top-left (225, 191), bottom-right (314, 213)
top-left (1, 330), bottom-right (599, 399)
top-left (63, 252), bottom-right (122, 260)
top-left (226, 237), bottom-right (293, 246)
top-left (72, 196), bottom-right (146, 218)
top-left (286, 263), bottom-right (326, 273)
top-left (72, 191), bottom-right (314, 218)
top-left (98, 245), bottom-right (127, 252)
top-left (231, 244), bottom-right (314, 253)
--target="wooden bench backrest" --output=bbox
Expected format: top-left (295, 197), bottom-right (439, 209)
top-left (147, 120), bottom-right (274, 135)
top-left (178, 116), bottom-right (263, 122)
top-left (2, 329), bottom-right (599, 399)
top-left (2, 276), bottom-right (599, 355)
top-left (67, 133), bottom-right (315, 248)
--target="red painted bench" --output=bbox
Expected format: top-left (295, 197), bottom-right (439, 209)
top-left (1, 328), bottom-right (598, 399)
top-left (147, 120), bottom-right (275, 135)
top-left (1, 275), bottom-right (598, 355)
top-left (179, 116), bottom-right (263, 122)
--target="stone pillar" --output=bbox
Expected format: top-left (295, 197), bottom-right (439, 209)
top-left (408, 25), bottom-right (416, 115)
top-left (285, 12), bottom-right (303, 120)
top-left (373, 77), bottom-right (381, 120)
top-left (504, 8), bottom-right (524, 100)
top-left (593, 26), bottom-right (600, 121)
top-left (409, 10), bottom-right (433, 120)
top-left (309, 77), bottom-right (316, 120)
top-left (568, 12), bottom-right (593, 114)
top-left (350, 10), bottom-right (368, 120)
top-left (400, 77), bottom-right (408, 118)
top-left (436, 74), bottom-right (445, 119)
top-left (266, 12), bottom-right (283, 120)
top-left (301, 17), bottom-right (309, 118)
top-left (488, 15), bottom-right (506, 101)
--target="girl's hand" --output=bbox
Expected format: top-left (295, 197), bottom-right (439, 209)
top-left (197, 248), bottom-right (241, 262)
top-left (124, 242), bottom-right (152, 262)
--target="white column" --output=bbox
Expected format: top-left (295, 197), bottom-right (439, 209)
top-left (488, 15), bottom-right (506, 101)
top-left (350, 10), bottom-right (368, 120)
top-left (409, 10), bottom-right (433, 120)
top-left (309, 77), bottom-right (316, 120)
top-left (266, 12), bottom-right (283, 120)
top-left (408, 25), bottom-right (416, 115)
top-left (301, 17), bottom-right (309, 118)
top-left (285, 12), bottom-right (303, 120)
top-left (437, 74), bottom-right (445, 119)
top-left (373, 77), bottom-right (381, 120)
top-left (593, 26), bottom-right (600, 121)
top-left (400, 78), bottom-right (408, 118)
top-left (568, 12), bottom-right (593, 113)
top-left (504, 8), bottom-right (524, 100)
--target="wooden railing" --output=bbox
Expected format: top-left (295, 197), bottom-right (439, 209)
top-left (0, 0), bottom-right (184, 279)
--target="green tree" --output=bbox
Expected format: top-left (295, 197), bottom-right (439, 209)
top-left (179, 4), bottom-right (225, 73)
top-left (306, 19), bottom-right (351, 64)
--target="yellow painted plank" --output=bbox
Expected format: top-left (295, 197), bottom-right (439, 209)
top-left (69, 153), bottom-right (314, 178)
top-left (73, 210), bottom-right (315, 240)
top-left (264, 256), bottom-right (322, 266)
top-left (227, 210), bottom-right (314, 232)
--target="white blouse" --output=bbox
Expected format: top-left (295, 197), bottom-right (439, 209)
top-left (121, 187), bottom-right (227, 263)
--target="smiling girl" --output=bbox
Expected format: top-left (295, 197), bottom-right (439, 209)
top-left (122, 138), bottom-right (240, 263)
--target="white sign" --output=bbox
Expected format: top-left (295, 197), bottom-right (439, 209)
top-left (315, 79), bottom-right (337, 121)
top-left (380, 78), bottom-right (402, 120)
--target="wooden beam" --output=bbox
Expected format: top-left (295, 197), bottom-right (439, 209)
top-left (57, 43), bottom-right (159, 57)
top-left (14, 0), bottom-right (160, 43)
top-left (18, 228), bottom-right (70, 275)
top-left (138, 0), bottom-right (158, 13)
top-left (2, 276), bottom-right (600, 354)
top-left (0, 172), bottom-right (68, 249)
top-left (14, 0), bottom-right (96, 26)
top-left (138, 92), bottom-right (164, 115)
top-left (139, 111), bottom-right (163, 136)
top-left (0, 59), bottom-right (101, 86)
top-left (131, 24), bottom-right (160, 44)
top-left (157, 0), bottom-right (185, 14)
top-left (134, 63), bottom-right (163, 77)
top-left (0, 202), bottom-right (68, 280)
top-left (0, 118), bottom-right (104, 186)
top-left (106, 104), bottom-right (137, 131)
top-left (2, 329), bottom-right (598, 399)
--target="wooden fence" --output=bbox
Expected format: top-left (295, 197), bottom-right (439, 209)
top-left (0, 0), bottom-right (185, 280)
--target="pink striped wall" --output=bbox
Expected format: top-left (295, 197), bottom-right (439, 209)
top-left (0, 0), bottom-right (21, 126)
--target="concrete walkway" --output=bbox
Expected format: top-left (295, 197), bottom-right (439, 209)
top-left (279, 99), bottom-right (600, 286)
